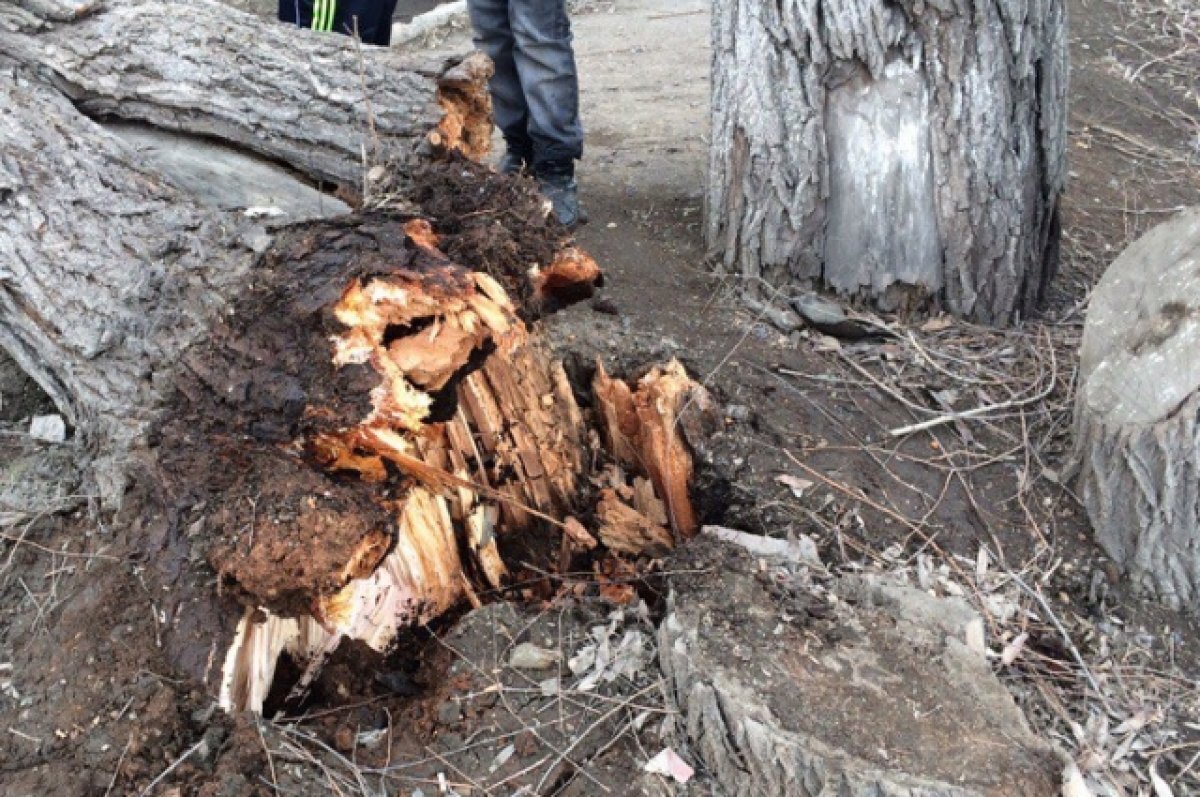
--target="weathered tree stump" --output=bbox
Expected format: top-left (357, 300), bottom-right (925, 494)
top-left (1071, 208), bottom-right (1200, 611)
top-left (660, 535), bottom-right (1065, 796)
top-left (706, 0), bottom-right (1068, 324)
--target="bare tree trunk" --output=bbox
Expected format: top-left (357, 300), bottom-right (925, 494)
top-left (705, 0), bottom-right (1068, 325)
top-left (1071, 208), bottom-right (1200, 612)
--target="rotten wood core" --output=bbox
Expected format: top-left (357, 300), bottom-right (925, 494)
top-left (212, 223), bottom-right (711, 713)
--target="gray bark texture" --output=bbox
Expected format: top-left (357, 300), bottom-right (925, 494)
top-left (705, 0), bottom-right (1068, 325)
top-left (0, 0), bottom-right (481, 501)
top-left (7, 0), bottom-right (460, 187)
top-left (1071, 208), bottom-right (1200, 612)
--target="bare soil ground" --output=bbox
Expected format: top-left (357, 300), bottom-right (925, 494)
top-left (1, 0), bottom-right (1199, 795)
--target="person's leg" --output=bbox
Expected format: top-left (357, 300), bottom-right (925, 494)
top-left (507, 0), bottom-right (582, 171)
top-left (507, 0), bottom-right (583, 225)
top-left (332, 0), bottom-right (399, 45)
top-left (278, 0), bottom-right (317, 28)
top-left (467, 0), bottom-right (534, 169)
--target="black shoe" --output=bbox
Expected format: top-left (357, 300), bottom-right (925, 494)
top-left (537, 171), bottom-right (586, 229)
top-left (498, 149), bottom-right (529, 175)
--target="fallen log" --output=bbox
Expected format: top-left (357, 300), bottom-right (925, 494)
top-left (0, 0), bottom-right (493, 500)
top-left (0, 0), bottom-right (707, 717)
top-left (7, 0), bottom-right (493, 186)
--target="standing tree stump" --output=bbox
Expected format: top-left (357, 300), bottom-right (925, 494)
top-left (706, 0), bottom-right (1068, 324)
top-left (1072, 208), bottom-right (1200, 612)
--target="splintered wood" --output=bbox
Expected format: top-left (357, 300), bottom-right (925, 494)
top-left (219, 224), bottom-right (709, 713)
top-left (593, 360), bottom-right (712, 539)
top-left (430, 53), bottom-right (495, 160)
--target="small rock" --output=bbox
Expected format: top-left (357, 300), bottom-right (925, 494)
top-left (726, 404), bottom-right (753, 423)
top-left (791, 292), bottom-right (887, 339)
top-left (437, 700), bottom-right (462, 725)
top-left (766, 307), bottom-right (803, 332)
top-left (29, 414), bottom-right (66, 443)
top-left (744, 297), bottom-right (802, 332)
top-left (591, 297), bottom-right (620, 315)
top-left (792, 292), bottom-right (848, 327)
top-left (508, 642), bottom-right (560, 670)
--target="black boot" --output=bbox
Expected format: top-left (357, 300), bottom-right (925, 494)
top-left (535, 160), bottom-right (586, 229)
top-left (499, 136), bottom-right (532, 175)
top-left (499, 150), bottom-right (529, 175)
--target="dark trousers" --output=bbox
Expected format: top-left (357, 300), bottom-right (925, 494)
top-left (466, 0), bottom-right (583, 169)
top-left (279, 0), bottom-right (400, 46)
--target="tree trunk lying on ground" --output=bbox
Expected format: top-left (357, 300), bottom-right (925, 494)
top-left (0, 0), bottom-right (494, 500)
top-left (706, 0), bottom-right (1068, 325)
top-left (1071, 208), bottom-right (1200, 612)
top-left (0, 0), bottom-right (714, 713)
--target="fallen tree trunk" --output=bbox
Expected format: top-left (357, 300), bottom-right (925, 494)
top-left (706, 0), bottom-right (1068, 324)
top-left (1071, 208), bottom-right (1200, 612)
top-left (7, 0), bottom-right (493, 186)
top-left (1, 0), bottom-right (710, 716)
top-left (0, 0), bottom-right (492, 499)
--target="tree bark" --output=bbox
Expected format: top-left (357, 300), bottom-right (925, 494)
top-left (706, 0), bottom-right (1068, 325)
top-left (1070, 208), bottom-right (1200, 612)
top-left (660, 535), bottom-right (1064, 796)
top-left (8, 0), bottom-right (493, 187)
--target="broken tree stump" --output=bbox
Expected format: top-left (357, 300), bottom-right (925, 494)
top-left (1071, 208), bottom-right (1200, 612)
top-left (190, 218), bottom-right (703, 712)
top-left (197, 218), bottom-right (597, 711)
top-left (0, 0), bottom-right (712, 716)
top-left (594, 360), bottom-right (718, 540)
top-left (660, 537), bottom-right (1065, 796)
top-left (706, 0), bottom-right (1068, 324)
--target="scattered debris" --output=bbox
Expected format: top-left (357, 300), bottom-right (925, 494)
top-left (702, 525), bottom-right (822, 568)
top-left (507, 642), bottom-right (560, 670)
top-left (775, 473), bottom-right (814, 499)
top-left (644, 748), bottom-right (694, 784)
